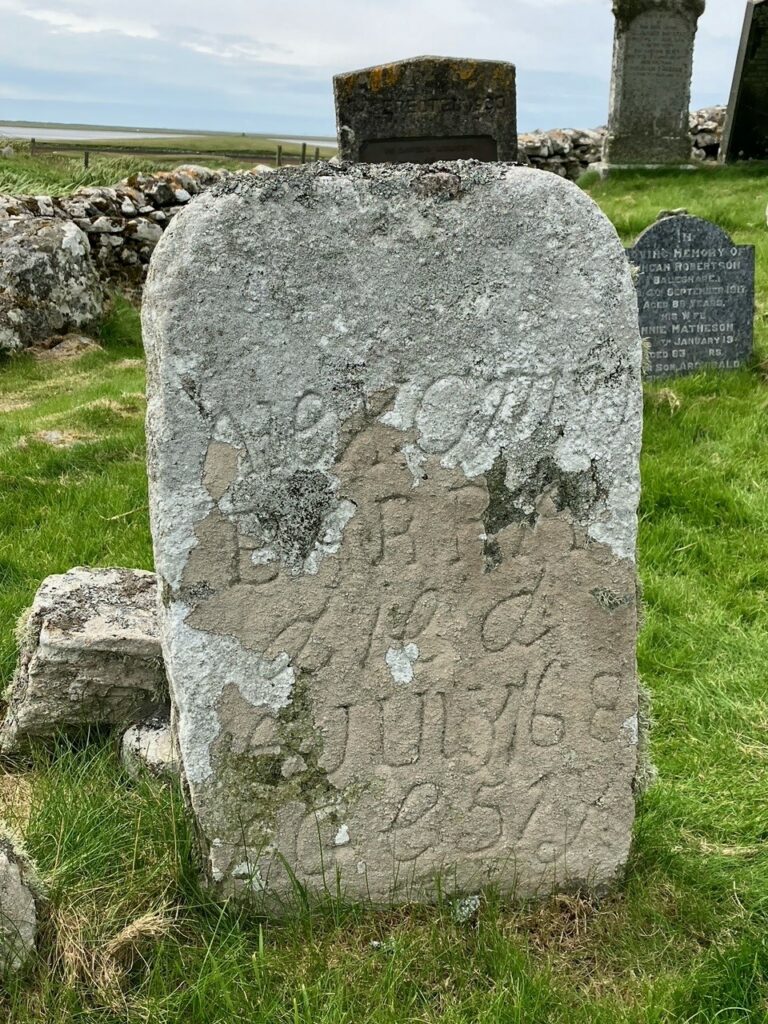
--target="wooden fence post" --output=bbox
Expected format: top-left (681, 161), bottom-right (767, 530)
top-left (83, 150), bottom-right (90, 169)
top-left (301, 142), bottom-right (307, 164)
top-left (276, 144), bottom-right (283, 167)
top-left (30, 137), bottom-right (36, 157)
top-left (314, 146), bottom-right (320, 162)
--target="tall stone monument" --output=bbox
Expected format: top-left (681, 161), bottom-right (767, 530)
top-left (143, 162), bottom-right (643, 907)
top-left (721, 0), bottom-right (768, 162)
top-left (603, 0), bottom-right (705, 167)
top-left (334, 56), bottom-right (517, 163)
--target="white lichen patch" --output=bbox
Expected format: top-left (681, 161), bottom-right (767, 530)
top-left (164, 602), bottom-right (295, 785)
top-left (334, 824), bottom-right (350, 847)
top-left (232, 861), bottom-right (267, 891)
top-left (304, 499), bottom-right (357, 575)
top-left (385, 643), bottom-right (419, 685)
top-left (402, 443), bottom-right (427, 487)
top-left (622, 714), bottom-right (639, 746)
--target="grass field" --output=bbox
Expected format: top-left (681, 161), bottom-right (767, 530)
top-left (0, 165), bottom-right (768, 1021)
top-left (0, 133), bottom-right (336, 195)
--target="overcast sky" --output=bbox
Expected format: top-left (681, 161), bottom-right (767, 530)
top-left (0, 0), bottom-right (743, 135)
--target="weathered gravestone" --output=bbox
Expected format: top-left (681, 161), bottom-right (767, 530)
top-left (603, 0), bottom-right (705, 167)
top-left (628, 215), bottom-right (755, 377)
top-left (721, 0), bottom-right (768, 162)
top-left (143, 162), bottom-right (643, 906)
top-left (334, 56), bottom-right (517, 163)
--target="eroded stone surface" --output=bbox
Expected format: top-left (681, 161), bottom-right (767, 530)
top-left (121, 708), bottom-right (178, 780)
top-left (604, 0), bottom-right (705, 167)
top-left (0, 829), bottom-right (38, 973)
top-left (334, 56), bottom-right (517, 163)
top-left (0, 568), bottom-right (166, 753)
top-left (143, 162), bottom-right (643, 905)
top-left (0, 218), bottom-right (103, 352)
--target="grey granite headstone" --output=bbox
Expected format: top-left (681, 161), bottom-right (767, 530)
top-left (721, 0), bottom-right (768, 162)
top-left (603, 0), bottom-right (705, 167)
top-left (628, 215), bottom-right (755, 378)
top-left (334, 56), bottom-right (517, 163)
top-left (143, 162), bottom-right (643, 908)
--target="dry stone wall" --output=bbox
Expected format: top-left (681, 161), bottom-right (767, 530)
top-left (519, 107), bottom-right (725, 180)
top-left (0, 166), bottom-right (236, 295)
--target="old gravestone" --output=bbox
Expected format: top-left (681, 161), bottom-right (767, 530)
top-left (628, 215), bottom-right (755, 377)
top-left (721, 0), bottom-right (768, 162)
top-left (143, 162), bottom-right (643, 905)
top-left (603, 0), bottom-right (705, 167)
top-left (333, 56), bottom-right (517, 163)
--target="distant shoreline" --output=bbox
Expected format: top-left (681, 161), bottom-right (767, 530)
top-left (0, 120), bottom-right (337, 145)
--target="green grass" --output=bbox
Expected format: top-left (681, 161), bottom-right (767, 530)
top-left (0, 154), bottom-right (196, 196)
top-left (2, 166), bottom-right (768, 1021)
top-left (0, 134), bottom-right (335, 194)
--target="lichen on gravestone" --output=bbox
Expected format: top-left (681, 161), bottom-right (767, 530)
top-left (143, 161), bottom-right (643, 908)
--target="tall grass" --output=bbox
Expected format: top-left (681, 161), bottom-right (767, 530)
top-left (0, 154), bottom-right (209, 196)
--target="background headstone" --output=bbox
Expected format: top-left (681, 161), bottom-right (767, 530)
top-left (603, 0), bottom-right (706, 167)
top-left (628, 214), bottom-right (755, 378)
top-left (143, 163), bottom-right (643, 907)
top-left (334, 56), bottom-right (517, 163)
top-left (721, 0), bottom-right (768, 162)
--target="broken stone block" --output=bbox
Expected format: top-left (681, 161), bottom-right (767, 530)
top-left (0, 828), bottom-right (38, 974)
top-left (0, 568), bottom-right (166, 753)
top-left (143, 162), bottom-right (643, 906)
top-left (121, 709), bottom-right (178, 780)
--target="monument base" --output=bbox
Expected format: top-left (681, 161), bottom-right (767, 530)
top-left (594, 162), bottom-right (698, 178)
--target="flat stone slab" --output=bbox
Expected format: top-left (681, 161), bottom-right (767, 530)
top-left (628, 214), bottom-right (755, 377)
top-left (1, 567), bottom-right (166, 752)
top-left (143, 162), bottom-right (643, 906)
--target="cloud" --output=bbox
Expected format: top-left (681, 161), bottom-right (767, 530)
top-left (1, 1), bottom-right (159, 37)
top-left (0, 0), bottom-right (746, 135)
top-left (180, 31), bottom-right (288, 64)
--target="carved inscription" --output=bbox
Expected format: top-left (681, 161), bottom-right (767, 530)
top-left (186, 411), bottom-right (638, 897)
top-left (628, 215), bottom-right (755, 377)
top-left (605, 4), bottom-right (702, 165)
top-left (619, 12), bottom-right (693, 129)
top-left (333, 56), bottom-right (518, 162)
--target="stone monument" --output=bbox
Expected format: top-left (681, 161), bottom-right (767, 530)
top-left (143, 162), bottom-right (643, 907)
top-left (334, 56), bottom-right (517, 163)
top-left (603, 0), bottom-right (705, 167)
top-left (628, 214), bottom-right (755, 377)
top-left (721, 0), bottom-right (768, 162)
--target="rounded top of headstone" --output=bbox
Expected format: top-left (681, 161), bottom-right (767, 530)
top-left (631, 213), bottom-right (735, 250)
top-left (612, 0), bottom-right (705, 24)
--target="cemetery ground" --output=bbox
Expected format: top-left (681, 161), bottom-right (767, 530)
top-left (0, 164), bottom-right (767, 1022)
